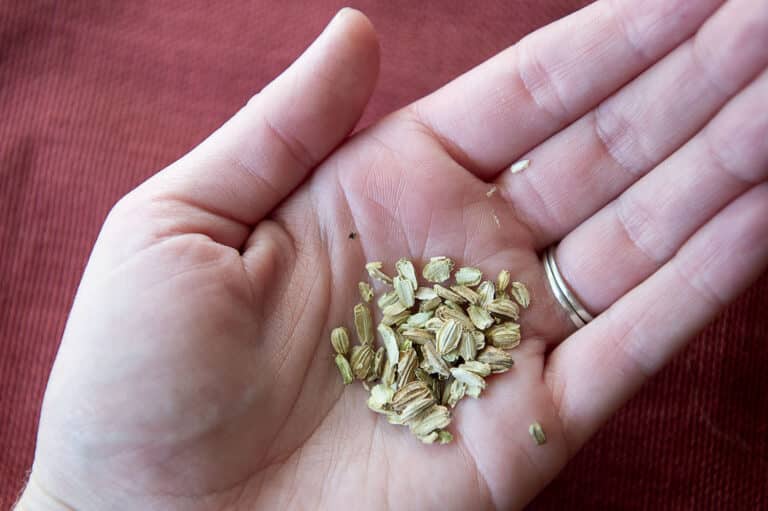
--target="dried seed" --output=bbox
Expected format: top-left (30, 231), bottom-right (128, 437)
top-left (465, 383), bottom-right (483, 399)
top-left (437, 430), bottom-right (453, 444)
top-left (395, 258), bottom-right (418, 291)
top-left (394, 275), bottom-right (416, 308)
top-left (477, 346), bottom-right (514, 373)
top-left (510, 281), bottom-right (531, 308)
top-left (382, 301), bottom-right (408, 317)
top-left (401, 328), bottom-right (434, 344)
top-left (486, 298), bottom-right (520, 320)
top-left (366, 261), bottom-right (393, 284)
top-left (459, 360), bottom-right (491, 377)
top-left (434, 284), bottom-right (466, 303)
top-left (354, 303), bottom-right (374, 345)
top-left (477, 280), bottom-right (495, 307)
top-left (444, 378), bottom-right (466, 407)
top-left (372, 347), bottom-right (385, 378)
top-left (420, 340), bottom-right (451, 379)
top-left (436, 319), bottom-right (462, 354)
top-left (397, 348), bottom-right (418, 388)
top-left (486, 186), bottom-right (497, 198)
top-left (496, 269), bottom-right (511, 294)
top-left (378, 323), bottom-right (400, 367)
top-left (381, 359), bottom-right (396, 388)
top-left (335, 354), bottom-right (353, 385)
top-left (406, 311), bottom-right (434, 328)
top-left (424, 317), bottom-right (445, 332)
top-left (423, 256), bottom-right (454, 283)
top-left (350, 345), bottom-right (374, 380)
top-left (468, 305), bottom-right (494, 330)
top-left (377, 290), bottom-right (399, 310)
top-left (419, 296), bottom-right (442, 312)
top-left (442, 348), bottom-right (461, 363)
top-left (400, 395), bottom-right (437, 423)
top-left (529, 422), bottom-right (546, 445)
top-left (418, 431), bottom-right (439, 444)
top-left (382, 309), bottom-right (411, 326)
top-left (459, 331), bottom-right (477, 361)
top-left (451, 285), bottom-right (481, 305)
top-left (367, 383), bottom-right (394, 413)
top-left (435, 305), bottom-right (474, 330)
top-left (455, 267), bottom-right (483, 286)
top-left (358, 282), bottom-right (374, 302)
top-left (472, 330), bottom-right (486, 350)
top-left (510, 159), bottom-right (530, 174)
top-left (409, 404), bottom-right (451, 437)
top-left (392, 381), bottom-right (432, 410)
top-left (330, 327), bottom-right (350, 356)
top-left (487, 322), bottom-right (521, 349)
top-left (450, 367), bottom-right (486, 389)
top-left (415, 286), bottom-right (438, 300)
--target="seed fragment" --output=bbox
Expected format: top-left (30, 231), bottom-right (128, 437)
top-left (366, 261), bottom-right (393, 284)
top-left (510, 159), bottom-right (530, 174)
top-left (358, 282), bottom-right (374, 302)
top-left (420, 340), bottom-right (451, 379)
top-left (529, 421), bottom-right (546, 445)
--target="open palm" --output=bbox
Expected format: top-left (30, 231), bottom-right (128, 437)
top-left (27, 2), bottom-right (767, 510)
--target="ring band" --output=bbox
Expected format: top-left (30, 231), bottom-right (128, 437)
top-left (543, 245), bottom-right (594, 328)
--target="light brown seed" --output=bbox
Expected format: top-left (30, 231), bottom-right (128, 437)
top-left (476, 346), bottom-right (514, 373)
top-left (419, 296), bottom-right (442, 312)
top-left (436, 319), bottom-right (462, 354)
top-left (372, 347), bottom-right (385, 378)
top-left (444, 378), bottom-right (466, 408)
top-left (487, 322), bottom-right (521, 349)
top-left (406, 311), bottom-right (434, 328)
top-left (424, 317), bottom-right (445, 332)
top-left (510, 159), bottom-right (530, 174)
top-left (409, 404), bottom-right (451, 437)
top-left (391, 380), bottom-right (433, 411)
top-left (382, 309), bottom-right (411, 326)
top-left (455, 267), bottom-right (483, 286)
top-left (468, 304), bottom-right (494, 330)
top-left (496, 269), bottom-right (510, 293)
top-left (414, 286), bottom-right (438, 300)
top-left (420, 340), bottom-right (451, 378)
top-left (397, 348), bottom-right (418, 388)
top-left (377, 290), bottom-right (399, 310)
top-left (422, 256), bottom-right (455, 283)
top-left (401, 328), bottom-right (434, 344)
top-left (529, 422), bottom-right (546, 445)
top-left (358, 282), bottom-right (374, 302)
top-left (459, 331), bottom-right (477, 361)
top-left (435, 305), bottom-right (474, 330)
top-left (381, 359), bottom-right (396, 388)
top-left (434, 284), bottom-right (466, 303)
top-left (350, 344), bottom-right (374, 380)
top-left (451, 285), bottom-right (481, 305)
top-left (486, 298), bottom-right (520, 320)
top-left (477, 280), bottom-right (495, 307)
top-left (395, 258), bottom-right (418, 291)
top-left (378, 323), bottom-right (400, 367)
top-left (394, 275), bottom-right (415, 307)
top-left (472, 330), bottom-right (486, 350)
top-left (510, 281), bottom-right (531, 308)
top-left (367, 383), bottom-right (394, 413)
top-left (459, 360), bottom-right (491, 377)
top-left (450, 367), bottom-right (486, 390)
top-left (366, 261), bottom-right (393, 284)
top-left (330, 327), bottom-right (350, 356)
top-left (382, 301), bottom-right (408, 317)
top-left (335, 354), bottom-right (353, 385)
top-left (354, 303), bottom-right (374, 345)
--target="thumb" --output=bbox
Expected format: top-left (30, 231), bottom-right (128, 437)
top-left (116, 8), bottom-right (380, 248)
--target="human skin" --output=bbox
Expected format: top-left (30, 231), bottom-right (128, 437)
top-left (15, 1), bottom-right (768, 510)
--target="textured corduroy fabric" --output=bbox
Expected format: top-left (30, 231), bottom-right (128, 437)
top-left (1, 1), bottom-right (766, 509)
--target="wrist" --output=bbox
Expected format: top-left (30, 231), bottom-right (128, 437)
top-left (14, 473), bottom-right (74, 511)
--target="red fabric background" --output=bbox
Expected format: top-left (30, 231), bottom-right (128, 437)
top-left (1, 1), bottom-right (766, 509)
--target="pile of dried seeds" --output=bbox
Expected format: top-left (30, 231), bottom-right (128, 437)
top-left (331, 256), bottom-right (530, 444)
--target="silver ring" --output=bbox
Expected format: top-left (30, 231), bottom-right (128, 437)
top-left (543, 245), bottom-right (593, 328)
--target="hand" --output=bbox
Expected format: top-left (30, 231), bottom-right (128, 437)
top-left (20, 2), bottom-right (767, 510)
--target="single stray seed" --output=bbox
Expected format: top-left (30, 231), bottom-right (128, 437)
top-left (358, 282), bottom-right (374, 302)
top-left (330, 327), bottom-right (350, 356)
top-left (496, 270), bottom-right (510, 293)
top-left (529, 421), bottom-right (546, 445)
top-left (335, 354), bottom-right (353, 385)
top-left (510, 159), bottom-right (530, 174)
top-left (477, 346), bottom-right (514, 373)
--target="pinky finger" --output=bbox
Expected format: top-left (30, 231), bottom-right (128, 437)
top-left (544, 183), bottom-right (768, 449)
